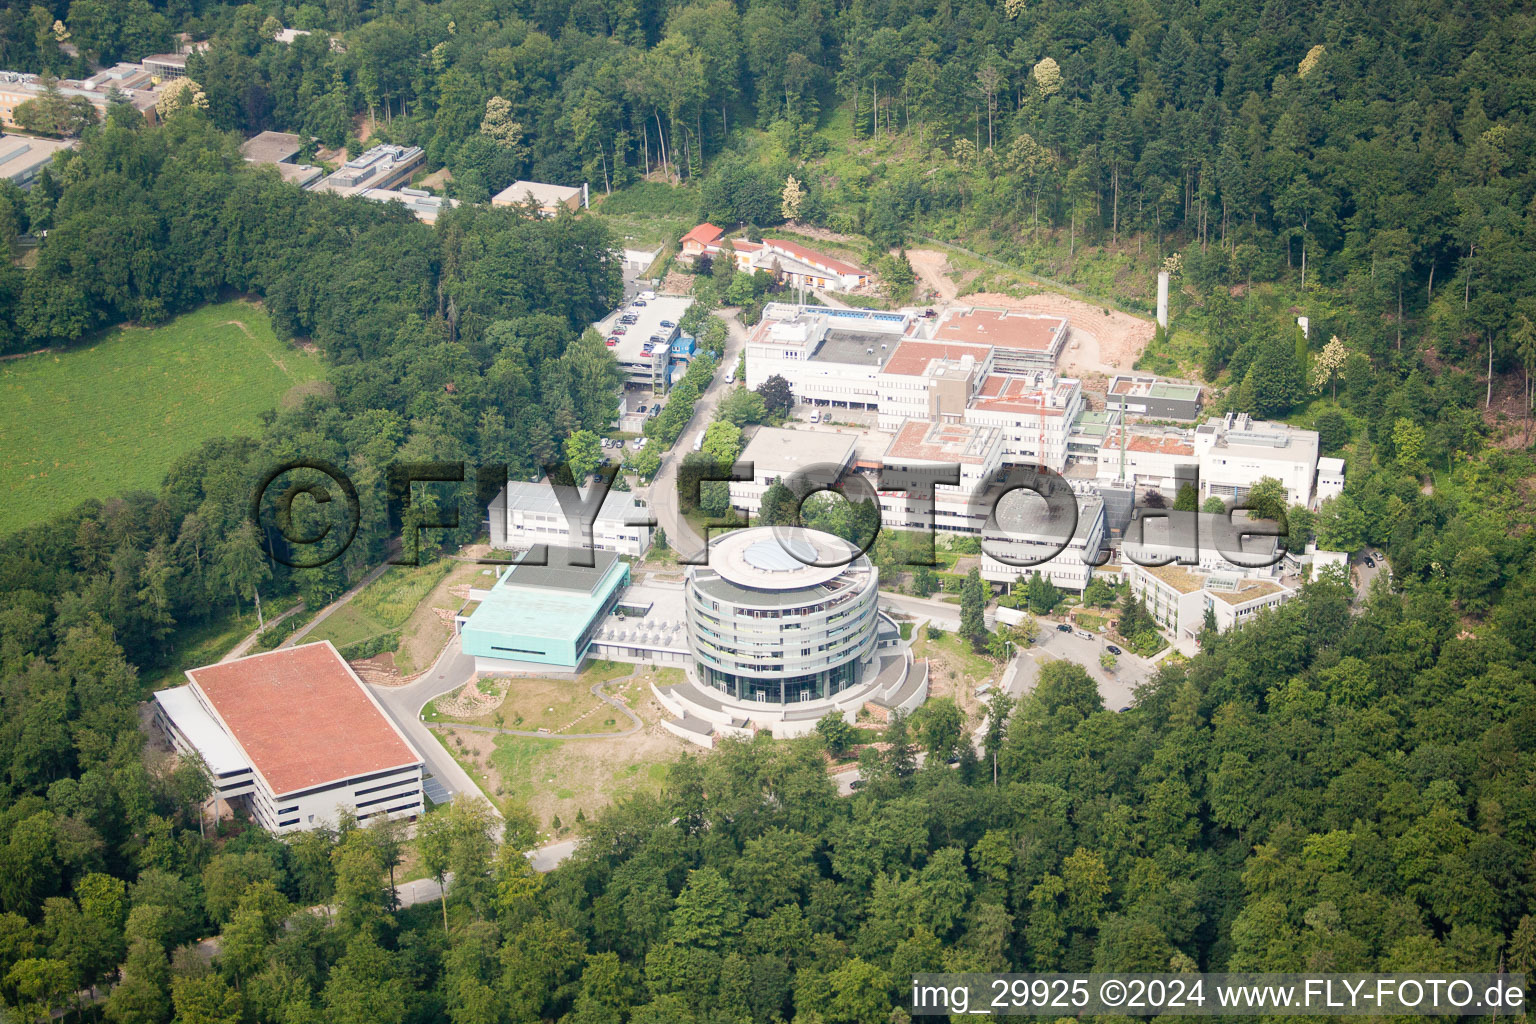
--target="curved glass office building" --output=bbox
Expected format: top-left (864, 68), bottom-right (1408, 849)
top-left (685, 527), bottom-right (881, 704)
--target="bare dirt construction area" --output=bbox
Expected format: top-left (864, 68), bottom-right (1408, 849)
top-left (906, 249), bottom-right (1155, 379)
top-left (911, 626), bottom-right (1005, 724)
top-left (351, 560), bottom-right (495, 686)
top-left (660, 269), bottom-right (694, 295)
top-left (908, 248), bottom-right (961, 300)
top-left (432, 665), bottom-right (688, 832)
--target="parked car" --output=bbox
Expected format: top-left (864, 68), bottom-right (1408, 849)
top-left (809, 410), bottom-right (821, 423)
top-left (1106, 644), bottom-right (1123, 656)
top-left (632, 299), bottom-right (648, 306)
top-left (1076, 629), bottom-right (1093, 640)
top-left (1363, 555), bottom-right (1376, 567)
top-left (605, 338), bottom-right (618, 346)
top-left (631, 438), bottom-right (645, 450)
top-left (848, 779), bottom-right (865, 791)
top-left (1056, 623), bottom-right (1073, 633)
top-left (612, 326), bottom-right (627, 334)
top-left (659, 319), bottom-right (675, 328)
top-left (724, 371), bottom-right (735, 384)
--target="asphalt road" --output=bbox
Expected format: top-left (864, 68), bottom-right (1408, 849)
top-left (1352, 549), bottom-right (1389, 603)
top-left (368, 638), bottom-right (494, 815)
top-left (644, 309), bottom-right (750, 561)
top-left (1007, 626), bottom-right (1152, 710)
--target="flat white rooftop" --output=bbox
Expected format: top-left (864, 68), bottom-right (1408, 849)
top-left (152, 686), bottom-right (250, 777)
top-left (707, 526), bottom-right (860, 590)
top-left (740, 426), bottom-right (858, 476)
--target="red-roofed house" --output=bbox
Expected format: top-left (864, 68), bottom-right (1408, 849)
top-left (152, 642), bottom-right (425, 833)
top-left (679, 224), bottom-right (870, 288)
top-left (752, 239), bottom-right (869, 289)
top-left (680, 222), bottom-right (725, 260)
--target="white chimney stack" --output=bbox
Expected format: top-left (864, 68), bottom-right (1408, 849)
top-left (1156, 271), bottom-right (1170, 328)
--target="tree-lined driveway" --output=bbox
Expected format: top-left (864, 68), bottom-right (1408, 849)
top-left (643, 309), bottom-right (750, 561)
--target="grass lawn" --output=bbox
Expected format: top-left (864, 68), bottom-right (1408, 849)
top-left (138, 605), bottom-right (269, 691)
top-left (425, 660), bottom-right (636, 734)
top-left (1075, 611), bottom-right (1114, 633)
top-left (303, 558), bottom-right (455, 655)
top-left (0, 301), bottom-right (323, 535)
top-left (920, 627), bottom-right (1002, 679)
top-left (489, 733), bottom-right (671, 818)
top-left (592, 211), bottom-right (691, 251)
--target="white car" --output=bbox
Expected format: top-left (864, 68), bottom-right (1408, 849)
top-left (723, 371), bottom-right (735, 384)
top-left (809, 410), bottom-right (821, 424)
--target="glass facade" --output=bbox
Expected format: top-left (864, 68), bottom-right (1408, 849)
top-left (685, 560), bottom-right (879, 707)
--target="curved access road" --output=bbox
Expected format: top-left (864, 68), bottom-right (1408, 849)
top-left (368, 636), bottom-right (496, 815)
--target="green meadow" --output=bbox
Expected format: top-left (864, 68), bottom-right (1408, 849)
top-left (0, 302), bottom-right (323, 535)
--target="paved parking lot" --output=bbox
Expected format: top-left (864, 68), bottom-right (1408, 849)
top-left (1007, 623), bottom-right (1154, 710)
top-left (790, 406), bottom-right (879, 429)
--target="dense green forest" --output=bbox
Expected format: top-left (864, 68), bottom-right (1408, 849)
top-left (0, 0), bottom-right (1535, 1020)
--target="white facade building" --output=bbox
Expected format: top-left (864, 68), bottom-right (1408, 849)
top-left (489, 479), bottom-right (653, 558)
top-left (730, 427), bottom-right (858, 517)
top-left (152, 643), bottom-right (424, 834)
top-left (1315, 456), bottom-right (1346, 505)
top-left (745, 304), bottom-right (909, 408)
top-left (1121, 510), bottom-right (1284, 576)
top-left (876, 420), bottom-right (1003, 534)
top-left (1096, 413), bottom-right (1323, 509)
top-left (1095, 427), bottom-right (1199, 494)
top-left (1194, 413), bottom-right (1321, 508)
top-left (963, 373), bottom-right (1084, 470)
top-left (1124, 562), bottom-right (1294, 643)
top-left (653, 527), bottom-right (919, 744)
top-left (981, 491), bottom-right (1107, 591)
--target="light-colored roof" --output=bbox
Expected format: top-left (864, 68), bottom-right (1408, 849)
top-left (932, 308), bottom-right (1067, 352)
top-left (465, 548), bottom-right (626, 641)
top-left (705, 526), bottom-right (862, 591)
top-left (274, 163), bottom-right (322, 186)
top-left (1108, 374), bottom-right (1202, 401)
top-left (185, 643), bottom-right (421, 796)
top-left (988, 490), bottom-right (1103, 544)
top-left (884, 419), bottom-right (999, 465)
top-left (492, 179), bottom-right (581, 207)
top-left (0, 133), bottom-right (71, 181)
top-left (1318, 456), bottom-right (1345, 472)
top-left (502, 480), bottom-right (649, 526)
top-left (360, 187), bottom-right (456, 222)
top-left (740, 426), bottom-right (857, 475)
top-left (152, 686), bottom-right (250, 777)
top-left (240, 130), bottom-right (304, 164)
